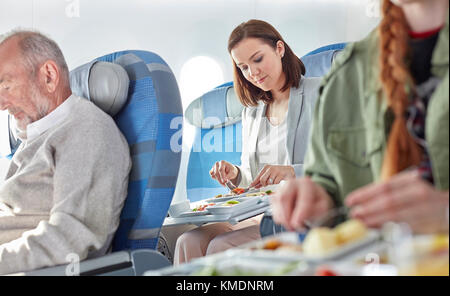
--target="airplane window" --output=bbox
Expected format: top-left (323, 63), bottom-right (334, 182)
top-left (179, 56), bottom-right (225, 108)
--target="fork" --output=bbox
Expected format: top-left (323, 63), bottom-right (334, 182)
top-left (303, 206), bottom-right (349, 229)
top-left (225, 180), bottom-right (237, 191)
top-left (225, 180), bottom-right (255, 194)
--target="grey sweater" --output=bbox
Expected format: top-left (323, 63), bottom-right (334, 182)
top-left (0, 96), bottom-right (131, 275)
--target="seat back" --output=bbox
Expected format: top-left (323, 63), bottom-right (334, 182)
top-left (185, 86), bottom-right (242, 201)
top-left (184, 43), bottom-right (346, 202)
top-left (92, 50), bottom-right (183, 251)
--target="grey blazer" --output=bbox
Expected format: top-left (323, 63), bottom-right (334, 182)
top-left (236, 76), bottom-right (322, 187)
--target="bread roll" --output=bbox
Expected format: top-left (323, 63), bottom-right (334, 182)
top-left (303, 228), bottom-right (338, 256)
top-left (335, 219), bottom-right (367, 245)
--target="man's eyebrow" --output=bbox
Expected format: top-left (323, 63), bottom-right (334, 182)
top-left (237, 50), bottom-right (262, 66)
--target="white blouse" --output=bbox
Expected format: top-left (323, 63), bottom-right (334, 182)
top-left (255, 115), bottom-right (290, 174)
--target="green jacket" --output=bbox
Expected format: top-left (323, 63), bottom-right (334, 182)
top-left (304, 17), bottom-right (449, 207)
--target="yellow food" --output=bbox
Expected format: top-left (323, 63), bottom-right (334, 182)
top-left (263, 239), bottom-right (283, 250)
top-left (261, 239), bottom-right (302, 253)
top-left (246, 192), bottom-right (265, 197)
top-left (302, 220), bottom-right (368, 256)
top-left (431, 234), bottom-right (449, 252)
top-left (302, 228), bottom-right (339, 256)
top-left (334, 219), bottom-right (368, 245)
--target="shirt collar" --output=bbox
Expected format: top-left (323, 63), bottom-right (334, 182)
top-left (23, 94), bottom-right (78, 142)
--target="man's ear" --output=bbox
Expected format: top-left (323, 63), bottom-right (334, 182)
top-left (38, 60), bottom-right (60, 93)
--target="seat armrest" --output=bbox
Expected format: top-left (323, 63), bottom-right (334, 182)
top-left (9, 249), bottom-right (171, 276)
top-left (10, 251), bottom-right (132, 276)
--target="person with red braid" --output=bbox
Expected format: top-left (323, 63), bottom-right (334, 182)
top-left (271, 0), bottom-right (449, 234)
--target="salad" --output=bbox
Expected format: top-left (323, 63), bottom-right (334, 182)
top-left (192, 203), bottom-right (216, 212)
top-left (245, 190), bottom-right (274, 197)
top-left (223, 200), bottom-right (240, 207)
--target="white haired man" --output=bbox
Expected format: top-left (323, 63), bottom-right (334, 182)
top-left (0, 31), bottom-right (131, 275)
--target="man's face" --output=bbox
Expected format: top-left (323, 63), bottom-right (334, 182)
top-left (0, 38), bottom-right (49, 131)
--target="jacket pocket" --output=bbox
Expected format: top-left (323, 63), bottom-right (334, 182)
top-left (327, 127), bottom-right (381, 168)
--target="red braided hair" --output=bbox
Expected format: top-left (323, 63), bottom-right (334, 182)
top-left (378, 0), bottom-right (422, 181)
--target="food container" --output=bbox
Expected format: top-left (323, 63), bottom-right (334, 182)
top-left (177, 202), bottom-right (216, 217)
top-left (204, 184), bottom-right (278, 203)
top-left (168, 200), bottom-right (191, 217)
top-left (237, 226), bottom-right (381, 264)
top-left (383, 223), bottom-right (449, 276)
top-left (206, 196), bottom-right (262, 215)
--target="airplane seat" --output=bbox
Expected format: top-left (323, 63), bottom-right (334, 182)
top-left (184, 85), bottom-right (243, 202)
top-left (11, 50), bottom-right (183, 275)
top-left (181, 43), bottom-right (346, 204)
top-left (92, 50), bottom-right (183, 253)
top-left (302, 42), bottom-right (347, 77)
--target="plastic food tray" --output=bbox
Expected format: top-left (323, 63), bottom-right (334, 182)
top-left (204, 184), bottom-right (278, 203)
top-left (206, 196), bottom-right (262, 215)
top-left (177, 209), bottom-right (212, 217)
top-left (238, 230), bottom-right (381, 263)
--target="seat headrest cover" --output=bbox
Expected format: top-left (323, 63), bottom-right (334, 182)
top-left (69, 61), bottom-right (130, 116)
top-left (301, 49), bottom-right (342, 77)
top-left (185, 85), bottom-right (243, 129)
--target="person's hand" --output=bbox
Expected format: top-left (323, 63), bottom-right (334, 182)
top-left (250, 165), bottom-right (295, 188)
top-left (270, 177), bottom-right (335, 231)
top-left (209, 160), bottom-right (239, 187)
top-left (346, 170), bottom-right (449, 234)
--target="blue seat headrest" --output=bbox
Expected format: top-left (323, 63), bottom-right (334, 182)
top-left (185, 85), bottom-right (243, 129)
top-left (69, 61), bottom-right (130, 116)
top-left (301, 49), bottom-right (342, 77)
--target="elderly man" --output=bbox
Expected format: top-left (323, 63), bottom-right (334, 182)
top-left (0, 30), bottom-right (131, 275)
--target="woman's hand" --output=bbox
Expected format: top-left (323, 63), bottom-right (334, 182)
top-left (250, 165), bottom-right (295, 188)
top-left (346, 170), bottom-right (449, 234)
top-left (270, 177), bottom-right (335, 231)
top-left (209, 160), bottom-right (239, 187)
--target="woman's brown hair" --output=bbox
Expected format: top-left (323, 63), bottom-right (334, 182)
top-left (228, 19), bottom-right (305, 107)
top-left (378, 0), bottom-right (422, 180)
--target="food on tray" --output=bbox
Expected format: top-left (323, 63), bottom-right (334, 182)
top-left (431, 234), bottom-right (449, 253)
top-left (245, 192), bottom-right (265, 197)
top-left (260, 238), bottom-right (302, 252)
top-left (231, 187), bottom-right (246, 195)
top-left (262, 239), bottom-right (284, 250)
top-left (397, 234), bottom-right (449, 276)
top-left (223, 200), bottom-right (240, 207)
top-left (245, 190), bottom-right (275, 197)
top-left (303, 228), bottom-right (339, 256)
top-left (242, 219), bottom-right (370, 259)
top-left (214, 193), bottom-right (234, 198)
top-left (192, 260), bottom-right (306, 276)
top-left (303, 219), bottom-right (368, 256)
top-left (192, 203), bottom-right (215, 211)
top-left (335, 219), bottom-right (368, 245)
top-left (315, 266), bottom-right (339, 276)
